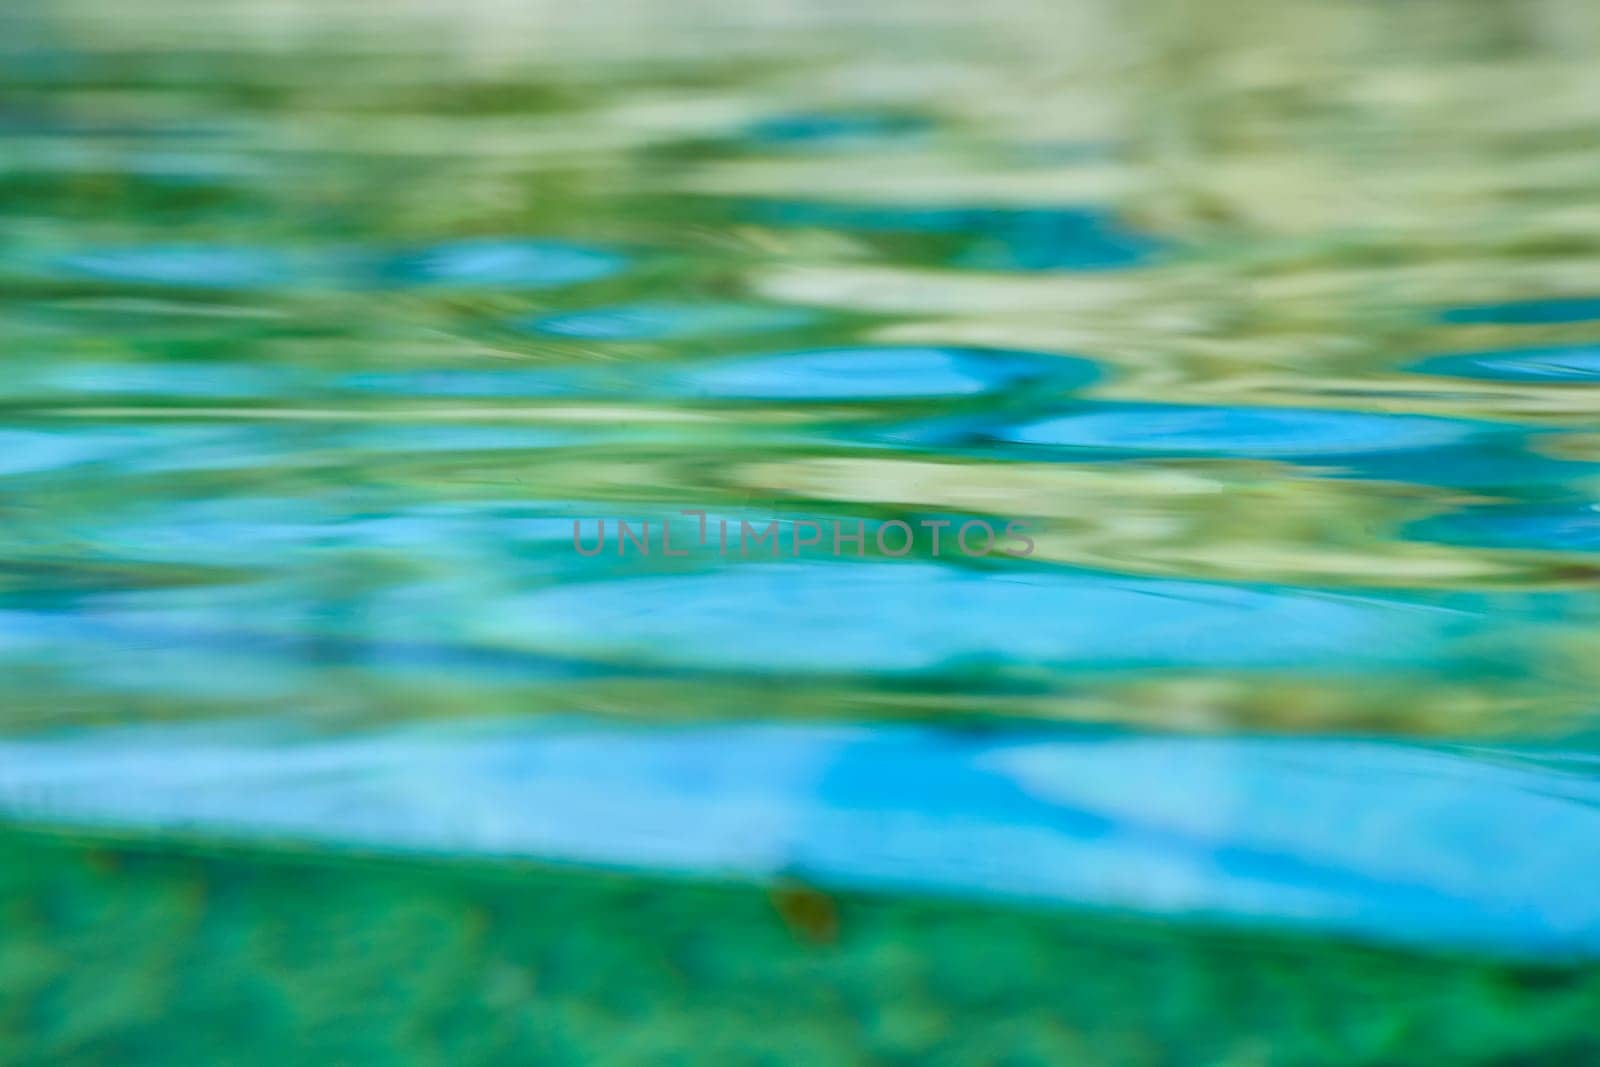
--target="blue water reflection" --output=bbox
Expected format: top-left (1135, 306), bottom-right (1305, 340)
top-left (524, 301), bottom-right (820, 341)
top-left (879, 402), bottom-right (1598, 489)
top-left (52, 245), bottom-right (297, 289)
top-left (43, 362), bottom-right (293, 398)
top-left (741, 112), bottom-right (929, 147)
top-left (993, 404), bottom-right (1480, 457)
top-left (485, 561), bottom-right (1511, 676)
top-left (1409, 502), bottom-right (1600, 553)
top-left (332, 345), bottom-right (1097, 403)
top-left (2, 719), bottom-right (1595, 959)
top-left (1409, 344), bottom-right (1600, 382)
top-left (671, 345), bottom-right (1099, 400)
top-left (40, 238), bottom-right (632, 291)
top-left (375, 238), bottom-right (630, 289)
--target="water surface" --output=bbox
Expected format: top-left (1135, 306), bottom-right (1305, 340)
top-left (6, 0), bottom-right (1600, 1059)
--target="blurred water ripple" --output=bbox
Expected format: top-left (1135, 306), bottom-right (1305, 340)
top-left (5, 0), bottom-right (1600, 1007)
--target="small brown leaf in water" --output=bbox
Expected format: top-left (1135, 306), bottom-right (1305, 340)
top-left (769, 879), bottom-right (839, 945)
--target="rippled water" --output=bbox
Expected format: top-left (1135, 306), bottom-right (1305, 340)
top-left (6, 0), bottom-right (1600, 1060)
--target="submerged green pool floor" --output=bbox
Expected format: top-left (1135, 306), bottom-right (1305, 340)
top-left (2, 828), bottom-right (1595, 1066)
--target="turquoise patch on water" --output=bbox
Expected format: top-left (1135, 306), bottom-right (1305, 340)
top-left (1438, 296), bottom-right (1600, 325)
top-left (0, 429), bottom-right (146, 476)
top-left (44, 362), bottom-right (291, 397)
top-left (0, 425), bottom-right (283, 478)
top-left (334, 348), bottom-right (1092, 402)
top-left (339, 426), bottom-right (583, 453)
top-left (336, 369), bottom-right (588, 397)
top-left (525, 301), bottom-right (818, 341)
top-left (959, 209), bottom-right (1164, 271)
top-left (486, 562), bottom-right (1478, 675)
top-left (52, 245), bottom-right (295, 289)
top-left (996, 404), bottom-right (1481, 457)
top-left (1409, 345), bottom-right (1600, 381)
top-left (1408, 502), bottom-right (1600, 552)
top-left (750, 201), bottom-right (1006, 234)
top-left (746, 202), bottom-right (1167, 271)
top-left (379, 238), bottom-right (628, 289)
top-left (741, 112), bottom-right (928, 147)
top-left (675, 346), bottom-right (1099, 400)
